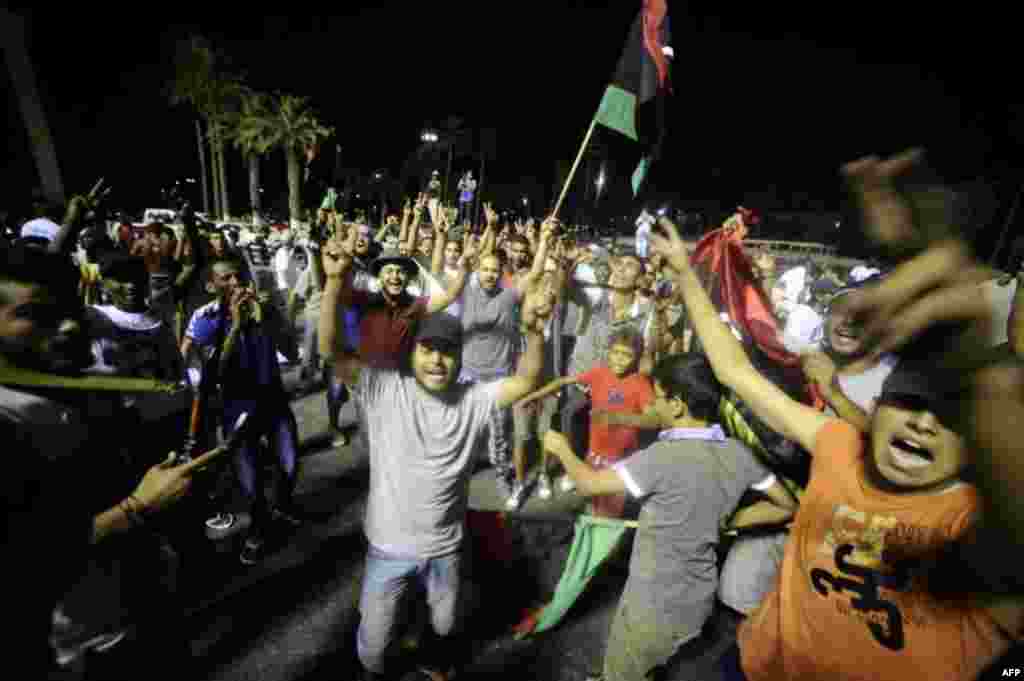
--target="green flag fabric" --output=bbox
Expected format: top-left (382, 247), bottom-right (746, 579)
top-left (631, 156), bottom-right (651, 196)
top-left (595, 85), bottom-right (639, 142)
top-left (519, 514), bottom-right (637, 637)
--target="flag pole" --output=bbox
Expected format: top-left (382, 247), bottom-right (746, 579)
top-left (553, 117), bottom-right (598, 218)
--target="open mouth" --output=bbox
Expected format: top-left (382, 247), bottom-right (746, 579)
top-left (889, 437), bottom-right (934, 469)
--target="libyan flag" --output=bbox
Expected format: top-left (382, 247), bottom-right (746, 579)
top-left (593, 0), bottom-right (673, 196)
top-left (513, 514), bottom-right (636, 638)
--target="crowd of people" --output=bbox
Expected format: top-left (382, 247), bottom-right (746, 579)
top-left (4, 148), bottom-right (1024, 681)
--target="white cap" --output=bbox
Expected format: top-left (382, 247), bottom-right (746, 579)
top-left (20, 218), bottom-right (61, 243)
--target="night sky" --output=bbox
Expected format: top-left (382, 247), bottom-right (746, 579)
top-left (6, 3), bottom-right (1023, 230)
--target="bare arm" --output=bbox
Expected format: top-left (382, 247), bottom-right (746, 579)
top-left (654, 218), bottom-right (830, 454)
top-left (543, 431), bottom-right (628, 497)
top-left (514, 375), bottom-right (578, 408)
top-left (318, 228), bottom-right (359, 360)
top-left (495, 290), bottom-right (553, 409)
top-left (426, 265), bottom-right (469, 314)
top-left (821, 376), bottom-right (872, 432)
top-left (592, 404), bottom-right (663, 430)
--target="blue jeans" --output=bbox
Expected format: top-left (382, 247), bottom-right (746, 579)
top-left (223, 398), bottom-right (299, 529)
top-left (457, 368), bottom-right (512, 479)
top-left (357, 545), bottom-right (462, 675)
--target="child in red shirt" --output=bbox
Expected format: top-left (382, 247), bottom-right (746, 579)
top-left (519, 328), bottom-right (654, 516)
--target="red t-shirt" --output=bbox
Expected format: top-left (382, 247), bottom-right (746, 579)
top-left (576, 366), bottom-right (654, 459)
top-left (346, 289), bottom-right (429, 370)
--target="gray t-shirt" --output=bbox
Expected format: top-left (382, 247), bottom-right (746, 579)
top-left (353, 367), bottom-right (502, 558)
top-left (614, 436), bottom-right (773, 630)
top-left (459, 274), bottom-right (523, 379)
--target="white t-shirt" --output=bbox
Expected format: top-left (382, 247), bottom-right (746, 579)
top-left (836, 354), bottom-right (900, 415)
top-left (781, 303), bottom-right (823, 354)
top-left (777, 266), bottom-right (807, 304)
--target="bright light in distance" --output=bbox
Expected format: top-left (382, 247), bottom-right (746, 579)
top-left (421, 131), bottom-right (439, 143)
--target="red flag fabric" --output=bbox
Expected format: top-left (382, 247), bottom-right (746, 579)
top-left (691, 225), bottom-right (792, 365)
top-left (690, 218), bottom-right (825, 409)
top-left (641, 0), bottom-right (672, 93)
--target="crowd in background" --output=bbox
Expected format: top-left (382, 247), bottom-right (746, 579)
top-left (4, 150), bottom-right (1024, 681)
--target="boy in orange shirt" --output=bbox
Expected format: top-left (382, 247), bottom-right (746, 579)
top-left (516, 327), bottom-right (654, 516)
top-left (650, 153), bottom-right (1024, 681)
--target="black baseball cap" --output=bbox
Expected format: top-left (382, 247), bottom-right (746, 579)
top-left (878, 361), bottom-right (965, 425)
top-left (414, 313), bottom-right (463, 348)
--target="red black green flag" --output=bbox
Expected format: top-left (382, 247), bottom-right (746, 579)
top-left (594, 0), bottom-right (673, 195)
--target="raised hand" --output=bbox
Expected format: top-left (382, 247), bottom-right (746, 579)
top-left (650, 217), bottom-right (693, 275)
top-left (484, 202), bottom-right (498, 227)
top-left (228, 285), bottom-right (256, 323)
top-left (322, 229), bottom-right (356, 278)
top-left (833, 150), bottom-right (994, 364)
top-left (459, 241), bottom-right (479, 271)
top-left (540, 216), bottom-right (559, 242)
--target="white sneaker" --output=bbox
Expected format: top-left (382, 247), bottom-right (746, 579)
top-left (205, 513), bottom-right (236, 531)
top-left (505, 481), bottom-right (526, 511)
top-left (537, 473), bottom-right (552, 500)
top-left (559, 474), bottom-right (576, 493)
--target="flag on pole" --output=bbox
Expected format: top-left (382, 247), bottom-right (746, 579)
top-left (594, 0), bottom-right (672, 196)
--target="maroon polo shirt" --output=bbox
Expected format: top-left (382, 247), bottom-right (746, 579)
top-left (346, 289), bottom-right (429, 369)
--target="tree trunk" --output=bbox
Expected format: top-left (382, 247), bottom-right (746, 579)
top-left (216, 131), bottom-right (230, 221)
top-left (195, 118), bottom-right (211, 215)
top-left (2, 10), bottom-right (65, 207)
top-left (208, 127), bottom-right (222, 220)
top-left (248, 153), bottom-right (262, 226)
top-left (286, 146), bottom-right (302, 228)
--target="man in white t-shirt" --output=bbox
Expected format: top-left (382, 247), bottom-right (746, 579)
top-left (318, 235), bottom-right (554, 681)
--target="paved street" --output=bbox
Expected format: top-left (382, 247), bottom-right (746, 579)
top-left (70, 367), bottom-right (740, 681)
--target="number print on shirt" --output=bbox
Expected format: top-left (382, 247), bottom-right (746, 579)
top-left (811, 544), bottom-right (906, 651)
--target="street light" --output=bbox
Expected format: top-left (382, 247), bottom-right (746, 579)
top-left (421, 130), bottom-right (439, 143)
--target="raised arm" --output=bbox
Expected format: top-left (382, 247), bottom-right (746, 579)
top-left (801, 352), bottom-right (871, 432)
top-left (480, 203), bottom-right (500, 256)
top-left (405, 194), bottom-right (426, 254)
top-left (430, 203), bottom-right (448, 276)
top-left (495, 288), bottom-right (552, 409)
top-left (426, 240), bottom-right (473, 314)
top-left (318, 226), bottom-right (359, 364)
top-left (651, 217), bottom-right (830, 454)
top-left (518, 217), bottom-right (556, 293)
top-left (514, 375), bottom-right (578, 408)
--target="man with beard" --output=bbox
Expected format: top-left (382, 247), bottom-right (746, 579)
top-left (456, 218), bottom-right (553, 507)
top-left (318, 232), bottom-right (553, 681)
top-left (321, 224), bottom-right (470, 448)
top-left (0, 241), bottom-right (225, 678)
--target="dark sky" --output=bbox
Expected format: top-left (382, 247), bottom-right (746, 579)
top-left (6, 3), bottom-right (1023, 221)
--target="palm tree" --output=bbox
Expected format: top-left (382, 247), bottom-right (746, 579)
top-left (167, 35), bottom-right (244, 220)
top-left (234, 94), bottom-right (333, 228)
top-left (225, 92), bottom-right (276, 225)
